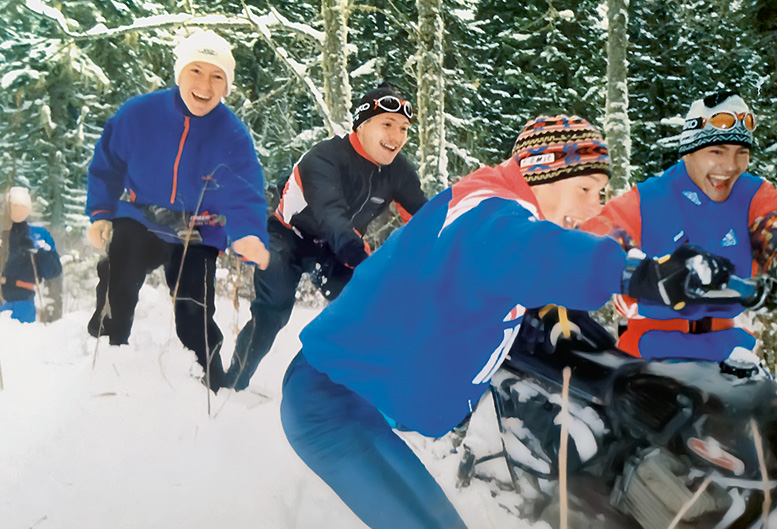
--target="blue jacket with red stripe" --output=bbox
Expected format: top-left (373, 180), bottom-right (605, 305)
top-left (299, 157), bottom-right (628, 437)
top-left (86, 87), bottom-right (268, 250)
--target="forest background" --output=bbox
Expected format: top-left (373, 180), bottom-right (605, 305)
top-left (2, 0), bottom-right (777, 360)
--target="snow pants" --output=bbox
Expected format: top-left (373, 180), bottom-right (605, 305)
top-left (280, 352), bottom-right (469, 529)
top-left (0, 298), bottom-right (36, 323)
top-left (224, 219), bottom-right (352, 390)
top-left (87, 218), bottom-right (225, 388)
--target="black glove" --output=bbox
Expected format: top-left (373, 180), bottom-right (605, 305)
top-left (623, 244), bottom-right (734, 309)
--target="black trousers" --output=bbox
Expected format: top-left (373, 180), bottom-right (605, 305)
top-left (225, 218), bottom-right (352, 390)
top-left (88, 218), bottom-right (225, 388)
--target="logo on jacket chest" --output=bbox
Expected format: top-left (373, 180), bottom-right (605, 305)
top-left (669, 228), bottom-right (738, 249)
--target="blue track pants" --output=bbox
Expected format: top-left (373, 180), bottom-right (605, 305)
top-left (280, 352), bottom-right (468, 529)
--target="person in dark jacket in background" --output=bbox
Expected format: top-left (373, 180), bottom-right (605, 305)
top-left (0, 187), bottom-right (62, 323)
top-left (223, 82), bottom-right (427, 391)
top-left (84, 30), bottom-right (270, 392)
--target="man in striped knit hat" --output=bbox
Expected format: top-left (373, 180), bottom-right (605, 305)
top-left (278, 114), bottom-right (733, 529)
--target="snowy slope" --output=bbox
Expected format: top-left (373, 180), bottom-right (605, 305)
top-left (0, 281), bottom-right (542, 529)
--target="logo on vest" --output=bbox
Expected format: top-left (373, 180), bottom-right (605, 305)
top-left (721, 229), bottom-right (737, 247)
top-left (682, 191), bottom-right (702, 206)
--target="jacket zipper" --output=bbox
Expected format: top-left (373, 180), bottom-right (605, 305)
top-left (350, 166), bottom-right (376, 223)
top-left (171, 116), bottom-right (191, 204)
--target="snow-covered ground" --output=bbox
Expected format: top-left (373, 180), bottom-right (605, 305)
top-left (0, 277), bottom-right (543, 529)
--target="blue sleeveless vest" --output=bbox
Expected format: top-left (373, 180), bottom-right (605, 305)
top-left (637, 161), bottom-right (760, 320)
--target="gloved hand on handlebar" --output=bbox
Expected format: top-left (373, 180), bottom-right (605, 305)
top-left (622, 244), bottom-right (734, 310)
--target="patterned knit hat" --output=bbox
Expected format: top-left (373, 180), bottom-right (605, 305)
top-left (352, 82), bottom-right (414, 131)
top-left (678, 91), bottom-right (755, 156)
top-left (512, 115), bottom-right (610, 185)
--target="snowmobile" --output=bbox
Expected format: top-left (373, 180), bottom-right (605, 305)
top-left (457, 275), bottom-right (777, 529)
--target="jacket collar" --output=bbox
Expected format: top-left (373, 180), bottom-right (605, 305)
top-left (349, 132), bottom-right (379, 166)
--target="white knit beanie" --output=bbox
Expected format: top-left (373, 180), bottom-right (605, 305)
top-left (8, 186), bottom-right (31, 209)
top-left (173, 30), bottom-right (236, 96)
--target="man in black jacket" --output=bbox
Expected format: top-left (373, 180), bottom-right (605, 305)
top-left (224, 83), bottom-right (427, 391)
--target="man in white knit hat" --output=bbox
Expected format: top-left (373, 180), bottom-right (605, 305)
top-left (85, 29), bottom-right (269, 392)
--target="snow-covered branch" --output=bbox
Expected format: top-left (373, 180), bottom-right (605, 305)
top-left (241, 2), bottom-right (339, 136)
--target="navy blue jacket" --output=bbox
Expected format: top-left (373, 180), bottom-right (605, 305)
top-left (275, 133), bottom-right (426, 267)
top-left (86, 87), bottom-right (268, 250)
top-left (1, 222), bottom-right (61, 302)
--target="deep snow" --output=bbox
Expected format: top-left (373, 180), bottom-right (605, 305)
top-left (0, 277), bottom-right (542, 529)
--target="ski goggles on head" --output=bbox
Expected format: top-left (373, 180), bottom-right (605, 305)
top-left (374, 95), bottom-right (414, 120)
top-left (684, 111), bottom-right (757, 132)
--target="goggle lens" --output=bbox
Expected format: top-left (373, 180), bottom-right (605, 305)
top-left (706, 111), bottom-right (757, 131)
top-left (744, 112), bottom-right (756, 131)
top-left (708, 112), bottom-right (737, 130)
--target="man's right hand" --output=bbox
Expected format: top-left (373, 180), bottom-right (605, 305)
top-left (232, 235), bottom-right (270, 270)
top-left (87, 219), bottom-right (113, 249)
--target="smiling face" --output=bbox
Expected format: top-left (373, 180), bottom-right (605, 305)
top-left (177, 61), bottom-right (228, 117)
top-left (531, 173), bottom-right (608, 229)
top-left (355, 113), bottom-right (410, 166)
top-left (683, 144), bottom-right (750, 202)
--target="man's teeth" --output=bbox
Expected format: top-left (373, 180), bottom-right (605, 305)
top-left (193, 92), bottom-right (211, 101)
top-left (381, 142), bottom-right (397, 151)
top-left (710, 175), bottom-right (730, 183)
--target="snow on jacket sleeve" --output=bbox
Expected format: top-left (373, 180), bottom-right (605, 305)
top-left (465, 200), bottom-right (628, 311)
top-left (296, 148), bottom-right (370, 267)
top-left (85, 107), bottom-right (132, 222)
top-left (749, 179), bottom-right (777, 276)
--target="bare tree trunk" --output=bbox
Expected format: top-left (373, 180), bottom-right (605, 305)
top-left (416, 0), bottom-right (447, 193)
top-left (604, 0), bottom-right (631, 195)
top-left (321, 0), bottom-right (352, 133)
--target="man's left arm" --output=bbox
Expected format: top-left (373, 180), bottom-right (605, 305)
top-left (749, 180), bottom-right (777, 276)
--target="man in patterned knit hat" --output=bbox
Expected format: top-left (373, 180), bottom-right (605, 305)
top-left (278, 114), bottom-right (732, 529)
top-left (582, 90), bottom-right (777, 362)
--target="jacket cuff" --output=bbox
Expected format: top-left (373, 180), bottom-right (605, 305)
top-left (90, 210), bottom-right (114, 222)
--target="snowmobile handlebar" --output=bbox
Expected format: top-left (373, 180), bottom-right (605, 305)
top-left (687, 274), bottom-right (777, 311)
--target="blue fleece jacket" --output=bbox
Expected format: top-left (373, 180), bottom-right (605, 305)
top-left (299, 158), bottom-right (628, 437)
top-left (86, 87), bottom-right (268, 250)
